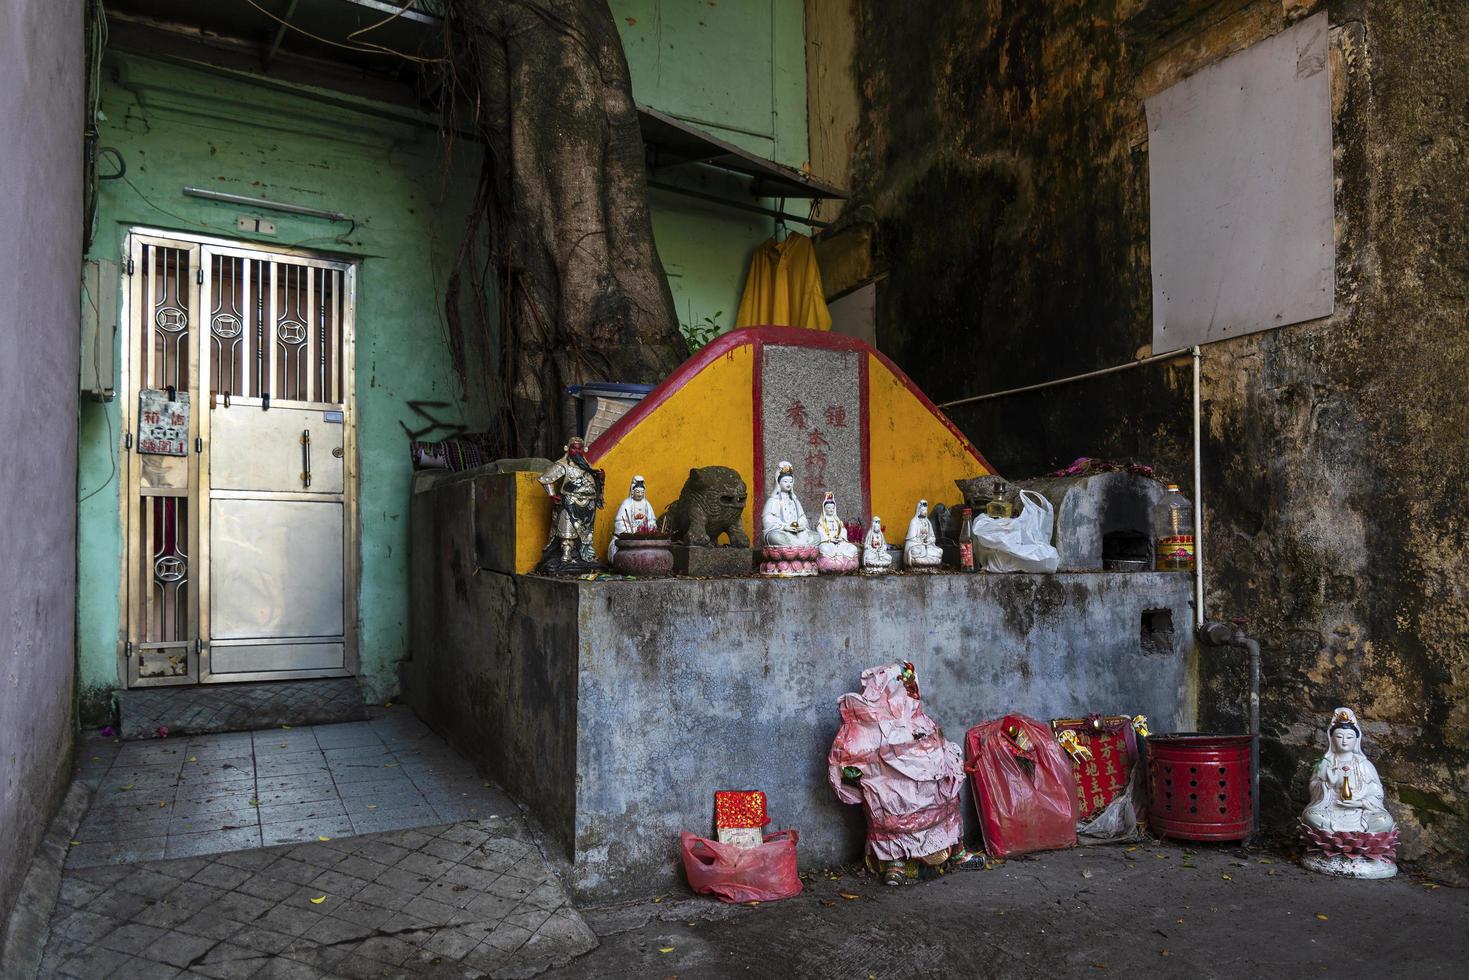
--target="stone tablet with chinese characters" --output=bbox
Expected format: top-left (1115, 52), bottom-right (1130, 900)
top-left (760, 345), bottom-right (864, 515)
top-left (137, 387), bottom-right (190, 456)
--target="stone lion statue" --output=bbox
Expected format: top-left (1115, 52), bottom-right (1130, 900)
top-left (661, 466), bottom-right (750, 547)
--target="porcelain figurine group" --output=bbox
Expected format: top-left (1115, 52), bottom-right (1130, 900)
top-left (755, 461), bottom-right (943, 577)
top-left (538, 449), bottom-right (949, 579)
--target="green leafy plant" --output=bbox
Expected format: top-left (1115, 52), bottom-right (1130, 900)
top-left (680, 309), bottom-right (723, 351)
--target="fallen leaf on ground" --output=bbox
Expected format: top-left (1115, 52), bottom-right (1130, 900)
top-left (248, 799), bottom-right (260, 807)
top-left (1315, 913), bottom-right (1329, 921)
top-left (318, 836), bottom-right (332, 842)
top-left (839, 892), bottom-right (861, 900)
top-left (366, 804), bottom-right (378, 810)
top-left (309, 896), bottom-right (326, 905)
top-left (1221, 873), bottom-right (1232, 881)
top-left (651, 896), bottom-right (664, 904)
top-left (1181, 863), bottom-right (1197, 869)
top-left (1081, 869), bottom-right (1094, 879)
top-left (1091, 963), bottom-right (1106, 970)
top-left (1422, 883), bottom-right (1440, 890)
top-left (658, 946), bottom-right (674, 954)
top-left (1258, 858), bottom-right (1274, 865)
top-left (746, 901), bottom-right (760, 907)
top-left (818, 899), bottom-right (836, 907)
top-left (1126, 846), bottom-right (1139, 852)
top-left (281, 725), bottom-right (292, 729)
top-left (69, 840), bottom-right (81, 846)
top-left (120, 784), bottom-right (133, 791)
top-left (1160, 949), bottom-right (1170, 957)
top-left (188, 757), bottom-right (197, 763)
top-left (384, 763), bottom-right (399, 768)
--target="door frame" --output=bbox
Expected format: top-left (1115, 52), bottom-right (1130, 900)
top-left (118, 226), bottom-right (360, 687)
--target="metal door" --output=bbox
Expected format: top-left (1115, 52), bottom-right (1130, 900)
top-left (121, 230), bottom-right (357, 686)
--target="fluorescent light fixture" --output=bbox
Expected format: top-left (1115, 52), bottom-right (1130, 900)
top-left (182, 186), bottom-right (353, 223)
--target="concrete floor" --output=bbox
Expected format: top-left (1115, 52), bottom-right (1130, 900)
top-left (553, 842), bottom-right (1469, 979)
top-left (35, 711), bottom-right (598, 978)
top-left (37, 712), bottom-right (1469, 979)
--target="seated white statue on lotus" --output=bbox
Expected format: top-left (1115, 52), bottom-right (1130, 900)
top-left (904, 499), bottom-right (943, 570)
top-left (607, 475), bottom-right (657, 563)
top-left (862, 517), bottom-right (893, 574)
top-left (815, 491), bottom-right (860, 572)
top-left (1299, 706), bottom-right (1398, 879)
top-left (760, 461), bottom-right (819, 549)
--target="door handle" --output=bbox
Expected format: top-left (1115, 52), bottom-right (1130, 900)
top-left (301, 428), bottom-right (312, 488)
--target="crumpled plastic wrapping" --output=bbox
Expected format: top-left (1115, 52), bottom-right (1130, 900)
top-left (966, 713), bottom-right (1079, 858)
top-left (680, 830), bottom-right (803, 904)
top-left (1076, 760), bottom-right (1146, 845)
top-left (827, 663), bottom-right (965, 862)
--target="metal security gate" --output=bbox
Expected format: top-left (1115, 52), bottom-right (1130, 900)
top-left (121, 230), bottom-right (357, 686)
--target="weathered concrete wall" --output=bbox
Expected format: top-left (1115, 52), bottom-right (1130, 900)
top-left (406, 474), bottom-right (579, 847)
top-left (571, 571), bottom-right (1195, 899)
top-left (0, 0), bottom-right (80, 936)
top-left (848, 0), bottom-right (1469, 878)
top-left (410, 470), bottom-right (1196, 900)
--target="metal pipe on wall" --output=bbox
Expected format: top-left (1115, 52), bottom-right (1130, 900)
top-left (1192, 346), bottom-right (1205, 627)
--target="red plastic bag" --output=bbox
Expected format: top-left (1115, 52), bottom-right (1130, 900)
top-left (966, 714), bottom-right (1079, 858)
top-left (679, 830), bottom-right (802, 904)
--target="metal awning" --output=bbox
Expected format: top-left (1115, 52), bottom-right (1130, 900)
top-left (106, 0), bottom-right (443, 71)
top-left (638, 104), bottom-right (845, 201)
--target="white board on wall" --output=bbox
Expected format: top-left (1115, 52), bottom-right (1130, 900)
top-left (1146, 11), bottom-right (1334, 350)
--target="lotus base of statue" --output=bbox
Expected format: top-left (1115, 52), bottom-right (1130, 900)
top-left (760, 545), bottom-right (819, 577)
top-left (817, 553), bottom-right (860, 575)
top-left (1299, 822), bottom-right (1399, 879)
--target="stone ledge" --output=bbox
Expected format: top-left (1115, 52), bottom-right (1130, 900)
top-left (115, 678), bottom-right (367, 740)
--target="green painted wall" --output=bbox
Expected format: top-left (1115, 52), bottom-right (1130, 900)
top-left (78, 53), bottom-right (483, 709)
top-left (77, 6), bottom-right (810, 710)
top-left (614, 0), bottom-right (811, 341)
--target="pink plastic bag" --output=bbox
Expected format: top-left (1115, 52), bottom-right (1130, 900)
top-left (679, 830), bottom-right (802, 903)
top-left (966, 714), bottom-right (1079, 858)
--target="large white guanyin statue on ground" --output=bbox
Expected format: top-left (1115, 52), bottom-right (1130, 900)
top-left (903, 499), bottom-right (944, 571)
top-left (760, 461), bottom-right (819, 549)
top-left (1299, 707), bottom-right (1399, 879)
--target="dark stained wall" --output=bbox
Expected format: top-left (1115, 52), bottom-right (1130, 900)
top-left (849, 0), bottom-right (1469, 879)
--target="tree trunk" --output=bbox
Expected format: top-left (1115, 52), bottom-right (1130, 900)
top-left (445, 0), bottom-right (688, 457)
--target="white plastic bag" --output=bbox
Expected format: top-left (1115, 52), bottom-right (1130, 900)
top-left (971, 489), bottom-right (1060, 573)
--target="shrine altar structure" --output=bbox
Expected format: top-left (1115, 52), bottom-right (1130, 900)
top-left (407, 326), bottom-right (1198, 901)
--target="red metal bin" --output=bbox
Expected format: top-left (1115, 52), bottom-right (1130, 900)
top-left (1147, 734), bottom-right (1255, 841)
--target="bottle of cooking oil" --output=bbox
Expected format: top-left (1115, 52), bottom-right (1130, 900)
top-left (1153, 484), bottom-right (1195, 571)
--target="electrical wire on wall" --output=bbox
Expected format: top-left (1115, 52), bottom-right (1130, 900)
top-left (82, 0), bottom-right (110, 252)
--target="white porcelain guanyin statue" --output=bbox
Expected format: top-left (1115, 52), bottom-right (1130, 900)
top-left (1299, 707), bottom-right (1398, 879)
top-left (815, 492), bottom-right (860, 573)
top-left (903, 499), bottom-right (944, 571)
top-left (760, 461), bottom-right (819, 549)
top-left (607, 475), bottom-right (658, 564)
top-left (862, 517), bottom-right (893, 575)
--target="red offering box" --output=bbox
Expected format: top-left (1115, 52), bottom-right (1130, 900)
top-left (1050, 717), bottom-right (1138, 820)
top-left (715, 790), bottom-right (770, 830)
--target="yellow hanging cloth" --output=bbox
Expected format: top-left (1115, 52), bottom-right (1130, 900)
top-left (734, 232), bottom-right (832, 331)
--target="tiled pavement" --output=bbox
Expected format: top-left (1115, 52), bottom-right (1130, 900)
top-left (40, 818), bottom-right (595, 979)
top-left (70, 711), bottom-right (514, 867)
top-left (37, 710), bottom-right (598, 978)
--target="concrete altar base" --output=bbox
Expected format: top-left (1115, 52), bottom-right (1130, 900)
top-left (408, 479), bottom-right (1197, 901)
